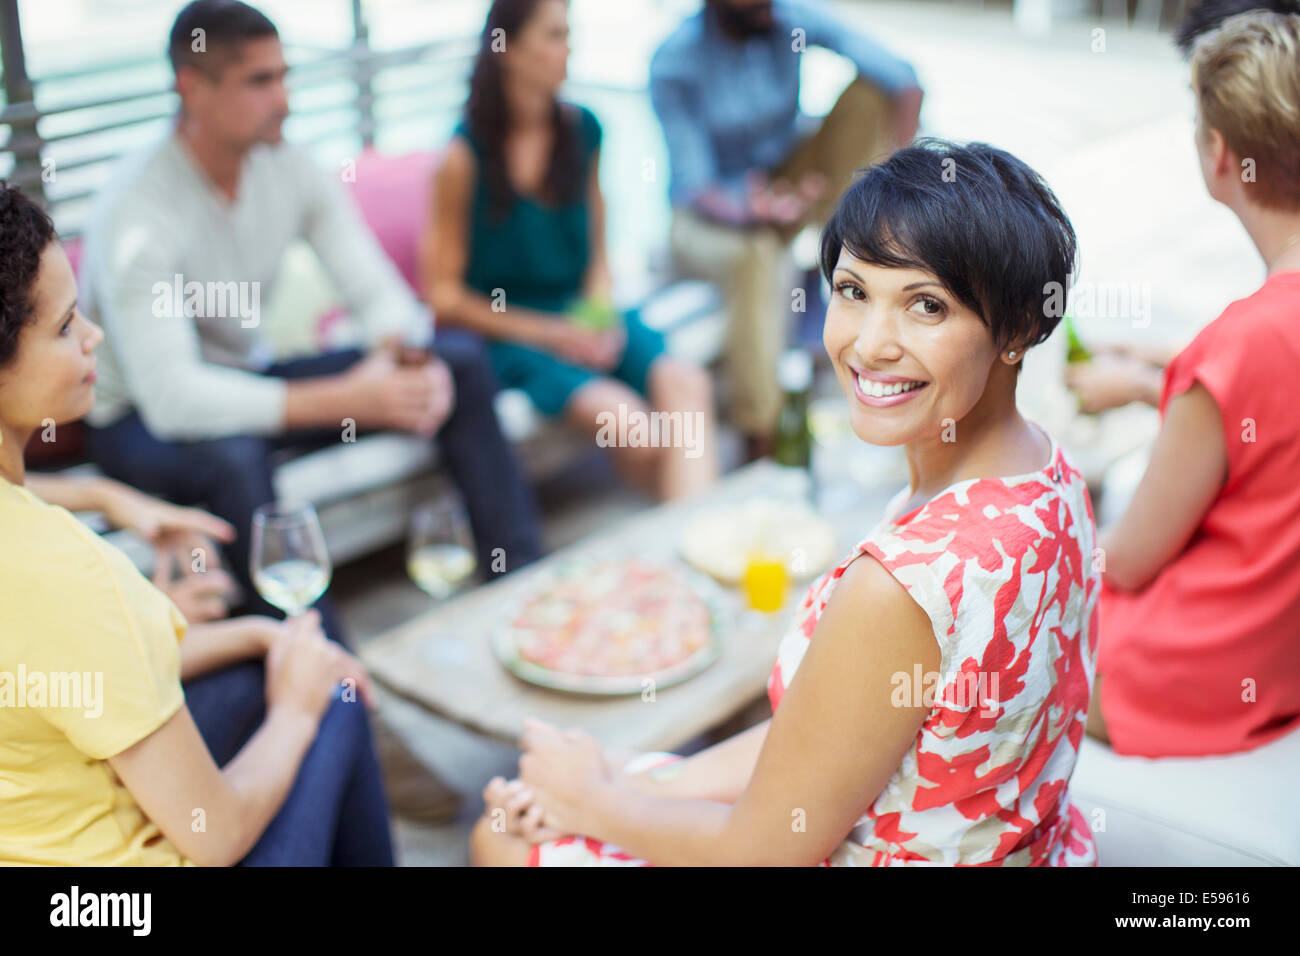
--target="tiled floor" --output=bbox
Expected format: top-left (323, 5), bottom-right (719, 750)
top-left (334, 0), bottom-right (1264, 866)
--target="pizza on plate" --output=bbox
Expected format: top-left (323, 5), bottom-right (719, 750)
top-left (509, 559), bottom-right (714, 678)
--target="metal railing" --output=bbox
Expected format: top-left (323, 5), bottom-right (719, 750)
top-left (0, 0), bottom-right (486, 236)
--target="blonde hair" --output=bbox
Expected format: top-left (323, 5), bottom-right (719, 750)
top-left (1192, 10), bottom-right (1300, 210)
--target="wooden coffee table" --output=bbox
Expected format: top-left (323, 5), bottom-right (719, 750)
top-left (361, 460), bottom-right (861, 754)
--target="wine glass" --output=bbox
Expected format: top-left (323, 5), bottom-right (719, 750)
top-left (407, 497), bottom-right (477, 600)
top-left (251, 502), bottom-right (332, 618)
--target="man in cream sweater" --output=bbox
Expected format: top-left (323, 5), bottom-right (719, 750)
top-left (81, 1), bottom-right (544, 634)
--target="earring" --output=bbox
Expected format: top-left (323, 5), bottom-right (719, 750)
top-left (1007, 350), bottom-right (1017, 360)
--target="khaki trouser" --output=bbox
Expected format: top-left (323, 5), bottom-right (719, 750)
top-left (669, 79), bottom-right (897, 437)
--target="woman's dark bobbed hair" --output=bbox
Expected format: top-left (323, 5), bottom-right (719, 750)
top-left (819, 138), bottom-right (1077, 353)
top-left (0, 182), bottom-right (56, 369)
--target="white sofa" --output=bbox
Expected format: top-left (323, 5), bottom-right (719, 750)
top-left (1069, 724), bottom-right (1300, 866)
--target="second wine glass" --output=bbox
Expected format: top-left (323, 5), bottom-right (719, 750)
top-left (407, 497), bottom-right (477, 600)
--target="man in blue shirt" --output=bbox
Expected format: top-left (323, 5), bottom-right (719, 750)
top-left (651, 0), bottom-right (921, 447)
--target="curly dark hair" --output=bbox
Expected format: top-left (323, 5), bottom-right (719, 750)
top-left (0, 182), bottom-right (57, 369)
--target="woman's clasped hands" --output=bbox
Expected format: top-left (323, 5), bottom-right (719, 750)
top-left (482, 718), bottom-right (623, 844)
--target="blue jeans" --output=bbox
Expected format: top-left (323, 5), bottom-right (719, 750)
top-left (87, 329), bottom-right (544, 643)
top-left (184, 660), bottom-right (395, 866)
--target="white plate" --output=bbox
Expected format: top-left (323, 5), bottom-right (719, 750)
top-left (678, 497), bottom-right (836, 585)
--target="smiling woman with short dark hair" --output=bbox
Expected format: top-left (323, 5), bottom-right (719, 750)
top-left (819, 138), bottom-right (1078, 359)
top-left (473, 140), bottom-right (1102, 867)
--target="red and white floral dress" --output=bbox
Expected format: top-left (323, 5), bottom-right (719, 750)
top-left (530, 430), bottom-right (1101, 867)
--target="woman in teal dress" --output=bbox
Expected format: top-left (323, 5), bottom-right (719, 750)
top-left (424, 0), bottom-right (718, 500)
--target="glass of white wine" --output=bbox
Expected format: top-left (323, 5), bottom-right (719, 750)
top-left (251, 502), bottom-right (332, 618)
top-left (407, 497), bottom-right (477, 601)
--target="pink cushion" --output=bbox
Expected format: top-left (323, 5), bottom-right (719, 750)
top-left (64, 236), bottom-right (84, 280)
top-left (346, 148), bottom-right (442, 298)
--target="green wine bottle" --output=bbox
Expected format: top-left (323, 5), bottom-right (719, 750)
top-left (773, 349), bottom-right (813, 469)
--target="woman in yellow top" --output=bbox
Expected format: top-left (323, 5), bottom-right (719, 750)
top-left (0, 183), bottom-right (393, 866)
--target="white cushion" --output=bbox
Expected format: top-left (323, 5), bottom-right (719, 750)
top-left (667, 312), bottom-right (726, 368)
top-left (494, 388), bottom-right (543, 445)
top-left (274, 432), bottom-right (437, 508)
top-left (1069, 724), bottom-right (1300, 866)
top-left (271, 387), bottom-right (543, 508)
top-left (637, 279), bottom-right (720, 333)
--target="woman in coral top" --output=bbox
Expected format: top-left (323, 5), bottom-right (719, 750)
top-left (471, 139), bottom-right (1101, 866)
top-left (1087, 10), bottom-right (1300, 758)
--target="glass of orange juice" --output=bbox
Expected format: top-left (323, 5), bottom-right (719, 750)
top-left (742, 551), bottom-right (788, 613)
